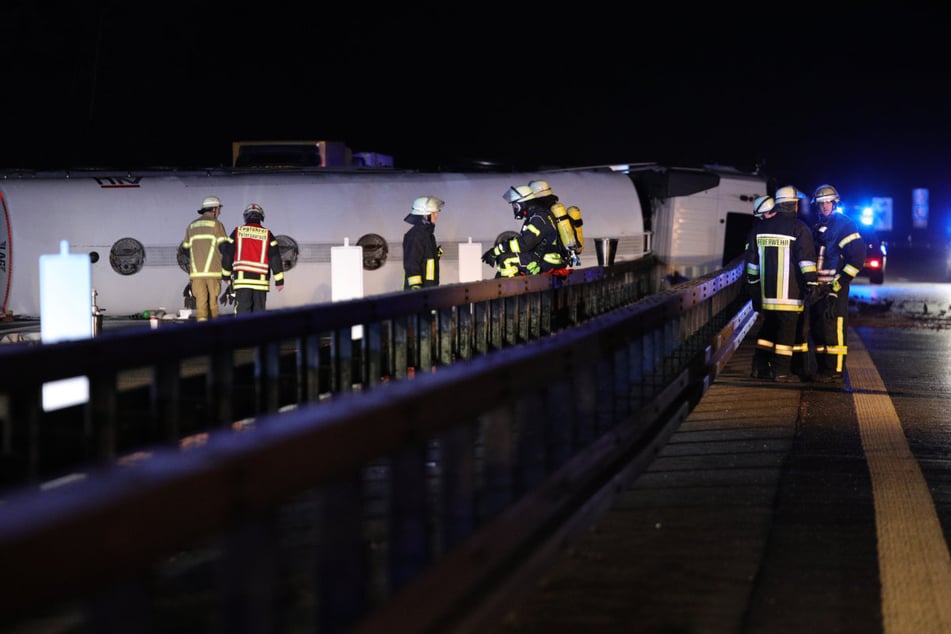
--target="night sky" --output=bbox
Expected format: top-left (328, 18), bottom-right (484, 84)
top-left (5, 3), bottom-right (950, 238)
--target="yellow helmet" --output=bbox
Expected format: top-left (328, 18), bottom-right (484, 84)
top-left (502, 184), bottom-right (535, 203)
top-left (528, 180), bottom-right (553, 197)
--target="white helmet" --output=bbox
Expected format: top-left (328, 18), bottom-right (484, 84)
top-left (411, 196), bottom-right (445, 215)
top-left (812, 184), bottom-right (840, 204)
top-left (752, 195), bottom-right (775, 218)
top-left (502, 184), bottom-right (535, 203)
top-left (774, 185), bottom-right (799, 204)
top-left (200, 195), bottom-right (222, 211)
top-left (528, 180), bottom-right (553, 197)
top-left (243, 203), bottom-right (265, 222)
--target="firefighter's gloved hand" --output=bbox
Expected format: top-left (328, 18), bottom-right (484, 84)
top-left (183, 282), bottom-right (197, 310)
top-left (437, 245), bottom-right (444, 258)
top-left (831, 275), bottom-right (842, 293)
top-left (824, 293), bottom-right (838, 321)
top-left (481, 247), bottom-right (499, 266)
top-left (808, 283), bottom-right (828, 305)
top-left (219, 282), bottom-right (235, 305)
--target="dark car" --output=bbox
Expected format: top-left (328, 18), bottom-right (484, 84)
top-left (861, 232), bottom-right (887, 284)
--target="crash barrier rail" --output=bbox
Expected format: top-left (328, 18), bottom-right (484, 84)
top-left (0, 257), bottom-right (658, 489)
top-left (0, 256), bottom-right (754, 633)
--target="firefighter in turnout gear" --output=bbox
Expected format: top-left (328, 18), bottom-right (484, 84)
top-left (220, 203), bottom-right (285, 314)
top-left (809, 184), bottom-right (865, 385)
top-left (403, 195), bottom-right (444, 289)
top-left (747, 195), bottom-right (774, 378)
top-left (481, 181), bottom-right (568, 278)
top-left (182, 195), bottom-right (229, 321)
top-left (745, 185), bottom-right (819, 383)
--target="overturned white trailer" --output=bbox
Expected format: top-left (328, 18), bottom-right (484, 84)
top-left (0, 162), bottom-right (765, 319)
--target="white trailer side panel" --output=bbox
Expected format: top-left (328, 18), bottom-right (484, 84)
top-left (0, 169), bottom-right (645, 317)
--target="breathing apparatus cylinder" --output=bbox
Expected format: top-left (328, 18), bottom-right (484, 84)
top-left (567, 205), bottom-right (583, 253)
top-left (551, 202), bottom-right (584, 266)
top-left (552, 203), bottom-right (577, 250)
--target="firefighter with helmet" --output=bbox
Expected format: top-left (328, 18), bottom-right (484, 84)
top-left (809, 184), bottom-right (865, 386)
top-left (752, 194), bottom-right (775, 219)
top-left (403, 195), bottom-right (444, 289)
top-left (219, 203), bottom-right (285, 314)
top-left (181, 195), bottom-right (229, 321)
top-left (745, 185), bottom-right (819, 382)
top-left (745, 195), bottom-right (776, 303)
top-left (746, 194), bottom-right (777, 378)
top-left (481, 181), bottom-right (568, 277)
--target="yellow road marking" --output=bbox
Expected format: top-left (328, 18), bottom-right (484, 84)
top-left (848, 330), bottom-right (951, 633)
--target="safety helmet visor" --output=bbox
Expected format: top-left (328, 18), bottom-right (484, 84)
top-left (503, 185), bottom-right (534, 204)
top-left (753, 195), bottom-right (775, 218)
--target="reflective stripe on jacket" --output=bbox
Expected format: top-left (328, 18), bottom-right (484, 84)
top-left (220, 222), bottom-right (285, 291)
top-left (182, 214), bottom-right (228, 279)
top-left (815, 213), bottom-right (866, 283)
top-left (745, 212), bottom-right (818, 312)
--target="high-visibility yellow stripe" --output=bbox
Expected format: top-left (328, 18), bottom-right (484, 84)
top-left (848, 331), bottom-right (951, 632)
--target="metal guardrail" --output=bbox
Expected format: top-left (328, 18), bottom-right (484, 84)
top-left (0, 257), bottom-right (754, 633)
top-left (0, 259), bottom-right (657, 488)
